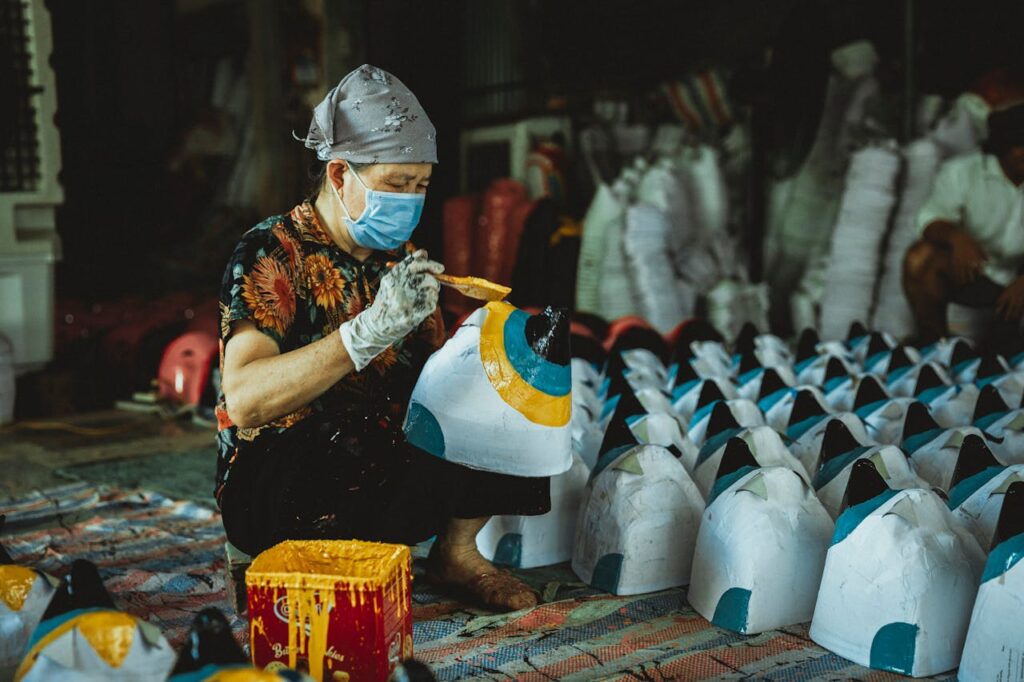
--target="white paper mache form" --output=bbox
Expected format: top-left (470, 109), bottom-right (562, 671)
top-left (687, 399), bottom-right (765, 448)
top-left (900, 401), bottom-right (986, 491)
top-left (958, 482), bottom-right (1024, 682)
top-left (572, 444), bottom-right (704, 595)
top-left (0, 566), bottom-right (56, 678)
top-left (476, 453), bottom-right (590, 569)
top-left (810, 460), bottom-right (985, 677)
top-left (947, 436), bottom-right (1023, 551)
top-left (404, 302), bottom-right (573, 477)
top-left (812, 418), bottom-right (928, 519)
top-left (788, 411), bottom-right (872, 477)
top-left (688, 443), bottom-right (834, 634)
top-left (691, 426), bottom-right (809, 499)
top-left (16, 561), bottom-right (175, 681)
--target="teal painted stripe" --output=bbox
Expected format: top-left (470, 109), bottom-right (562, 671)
top-left (591, 553), bottom-right (624, 593)
top-left (824, 376), bottom-right (850, 394)
top-left (918, 385), bottom-right (952, 405)
top-left (813, 446), bottom-right (874, 490)
top-left (831, 489), bottom-right (899, 546)
top-left (503, 309), bottom-right (570, 396)
top-left (711, 587), bottom-right (751, 633)
top-left (738, 367), bottom-right (763, 388)
top-left (672, 380), bottom-right (699, 402)
top-left (864, 351), bottom-right (887, 373)
top-left (975, 411), bottom-right (1009, 432)
top-left (976, 374), bottom-right (1001, 388)
top-left (404, 401), bottom-right (446, 458)
top-left (847, 334), bottom-right (868, 350)
top-left (690, 399), bottom-right (721, 431)
top-left (794, 355), bottom-right (816, 374)
top-left (28, 607), bottom-right (106, 650)
top-left (600, 394), bottom-right (622, 421)
top-left (695, 427), bottom-right (744, 468)
top-left (952, 358), bottom-right (980, 380)
top-left (758, 388), bottom-right (794, 414)
top-left (901, 428), bottom-right (943, 456)
top-left (854, 399), bottom-right (888, 420)
top-left (983, 533), bottom-right (1024, 583)
top-left (888, 364), bottom-right (913, 384)
top-left (590, 445), bottom-right (634, 481)
top-left (948, 466), bottom-right (1004, 510)
top-left (493, 533), bottom-right (523, 568)
top-left (707, 466), bottom-right (756, 507)
top-left (870, 622), bottom-right (918, 675)
top-left (787, 414), bottom-right (827, 441)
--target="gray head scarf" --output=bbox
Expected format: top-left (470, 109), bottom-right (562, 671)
top-left (297, 64), bottom-right (438, 164)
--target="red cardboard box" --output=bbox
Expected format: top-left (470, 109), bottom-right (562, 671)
top-left (246, 540), bottom-right (413, 681)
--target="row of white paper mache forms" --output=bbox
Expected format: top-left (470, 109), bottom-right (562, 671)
top-left (481, 326), bottom-right (1021, 678)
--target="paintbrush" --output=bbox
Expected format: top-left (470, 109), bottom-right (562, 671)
top-left (386, 262), bottom-right (511, 301)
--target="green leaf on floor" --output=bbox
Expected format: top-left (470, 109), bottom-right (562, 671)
top-left (542, 581), bottom-right (562, 603)
top-left (564, 596), bottom-right (633, 627)
top-left (461, 611), bottom-right (517, 636)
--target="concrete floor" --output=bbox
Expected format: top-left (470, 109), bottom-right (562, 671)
top-left (0, 410), bottom-right (216, 503)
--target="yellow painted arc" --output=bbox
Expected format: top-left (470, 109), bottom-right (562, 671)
top-left (478, 301), bottom-right (571, 427)
top-left (15, 610), bottom-right (138, 680)
top-left (0, 565), bottom-right (37, 612)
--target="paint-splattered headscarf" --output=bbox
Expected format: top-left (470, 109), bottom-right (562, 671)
top-left (298, 64), bottom-right (438, 164)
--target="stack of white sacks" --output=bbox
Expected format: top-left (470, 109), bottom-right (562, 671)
top-left (818, 144), bottom-right (901, 340)
top-left (871, 139), bottom-right (943, 337)
top-left (478, 320), bottom-right (1024, 680)
top-left (802, 91), bottom-right (992, 337)
top-left (576, 136), bottom-right (761, 338)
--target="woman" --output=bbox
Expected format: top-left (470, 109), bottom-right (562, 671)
top-left (215, 64), bottom-right (548, 611)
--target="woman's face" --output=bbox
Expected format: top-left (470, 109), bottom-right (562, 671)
top-left (335, 161), bottom-right (432, 221)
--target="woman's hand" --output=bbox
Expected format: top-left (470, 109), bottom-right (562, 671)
top-left (340, 250), bottom-right (443, 370)
top-left (996, 276), bottom-right (1024, 321)
top-left (949, 229), bottom-right (988, 285)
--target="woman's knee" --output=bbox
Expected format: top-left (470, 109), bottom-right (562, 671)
top-left (903, 240), bottom-right (945, 285)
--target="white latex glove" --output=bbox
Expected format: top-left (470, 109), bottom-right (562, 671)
top-left (339, 250), bottom-right (443, 371)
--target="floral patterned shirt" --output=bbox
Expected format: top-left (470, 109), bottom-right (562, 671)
top-left (214, 201), bottom-right (445, 503)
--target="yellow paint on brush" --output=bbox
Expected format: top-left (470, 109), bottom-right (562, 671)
top-left (479, 301), bottom-right (571, 427)
top-left (0, 565), bottom-right (37, 612)
top-left (15, 610), bottom-right (137, 679)
top-left (246, 540), bottom-right (412, 682)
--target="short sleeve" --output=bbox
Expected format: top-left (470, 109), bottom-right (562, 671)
top-left (219, 218), bottom-right (298, 347)
top-left (917, 158), bottom-right (968, 234)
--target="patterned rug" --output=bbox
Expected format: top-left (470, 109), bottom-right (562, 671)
top-left (1, 484), bottom-right (951, 681)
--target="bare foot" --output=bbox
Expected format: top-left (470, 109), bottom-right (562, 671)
top-left (426, 537), bottom-right (537, 612)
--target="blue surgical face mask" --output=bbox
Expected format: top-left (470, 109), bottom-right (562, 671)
top-left (333, 168), bottom-right (425, 251)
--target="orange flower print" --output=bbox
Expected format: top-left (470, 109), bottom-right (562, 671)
top-left (271, 405), bottom-right (313, 429)
top-left (345, 291), bottom-right (366, 319)
top-left (272, 224), bottom-right (302, 272)
top-left (371, 345), bottom-right (399, 374)
top-left (305, 253), bottom-right (346, 310)
top-left (215, 404), bottom-right (234, 431)
top-left (241, 256), bottom-right (296, 337)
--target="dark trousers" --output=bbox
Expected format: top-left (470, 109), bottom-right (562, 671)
top-left (219, 411), bottom-right (551, 556)
top-left (950, 276), bottom-right (1023, 357)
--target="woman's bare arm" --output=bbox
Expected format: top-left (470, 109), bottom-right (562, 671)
top-left (222, 320), bottom-right (355, 428)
